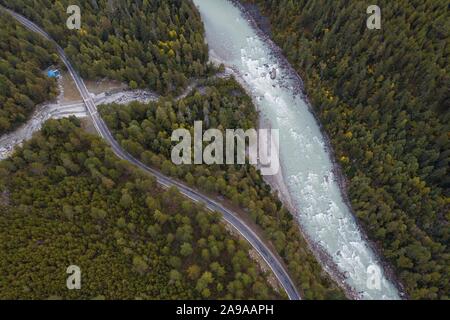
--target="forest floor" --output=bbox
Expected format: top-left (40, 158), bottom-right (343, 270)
top-left (84, 78), bottom-right (127, 96)
top-left (60, 71), bottom-right (82, 103)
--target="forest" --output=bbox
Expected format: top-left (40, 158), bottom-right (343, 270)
top-left (99, 77), bottom-right (346, 299)
top-left (0, 0), bottom-right (342, 300)
top-left (0, 11), bottom-right (58, 135)
top-left (243, 0), bottom-right (449, 299)
top-left (1, 0), bottom-right (446, 301)
top-left (0, 117), bottom-right (284, 299)
top-left (0, 0), bottom-right (211, 94)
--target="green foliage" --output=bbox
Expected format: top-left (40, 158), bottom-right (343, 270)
top-left (0, 0), bottom-right (210, 94)
top-left (244, 0), bottom-right (449, 299)
top-left (99, 78), bottom-right (346, 299)
top-left (0, 117), bottom-right (279, 300)
top-left (0, 11), bottom-right (58, 135)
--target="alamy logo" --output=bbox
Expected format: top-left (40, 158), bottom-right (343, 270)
top-left (367, 5), bottom-right (381, 30)
top-left (66, 265), bottom-right (81, 290)
top-left (171, 121), bottom-right (280, 176)
top-left (66, 5), bottom-right (81, 30)
top-left (366, 265), bottom-right (381, 290)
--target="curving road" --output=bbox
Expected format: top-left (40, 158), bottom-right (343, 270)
top-left (2, 6), bottom-right (301, 300)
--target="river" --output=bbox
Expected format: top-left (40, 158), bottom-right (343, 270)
top-left (193, 0), bottom-right (400, 299)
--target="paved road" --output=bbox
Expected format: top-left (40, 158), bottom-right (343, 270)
top-left (2, 6), bottom-right (301, 300)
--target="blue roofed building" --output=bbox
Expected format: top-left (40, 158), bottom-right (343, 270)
top-left (47, 69), bottom-right (61, 78)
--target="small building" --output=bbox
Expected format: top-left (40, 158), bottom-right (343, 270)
top-left (47, 69), bottom-right (61, 78)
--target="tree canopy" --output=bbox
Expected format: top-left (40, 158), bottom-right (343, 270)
top-left (0, 11), bottom-right (58, 135)
top-left (99, 77), bottom-right (346, 299)
top-left (0, 0), bottom-right (210, 94)
top-left (0, 117), bottom-right (281, 299)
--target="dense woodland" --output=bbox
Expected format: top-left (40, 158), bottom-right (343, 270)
top-left (244, 0), bottom-right (449, 299)
top-left (1, 0), bottom-right (447, 301)
top-left (99, 78), bottom-right (346, 299)
top-left (0, 117), bottom-right (283, 299)
top-left (0, 11), bottom-right (58, 135)
top-left (0, 0), bottom-right (210, 94)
